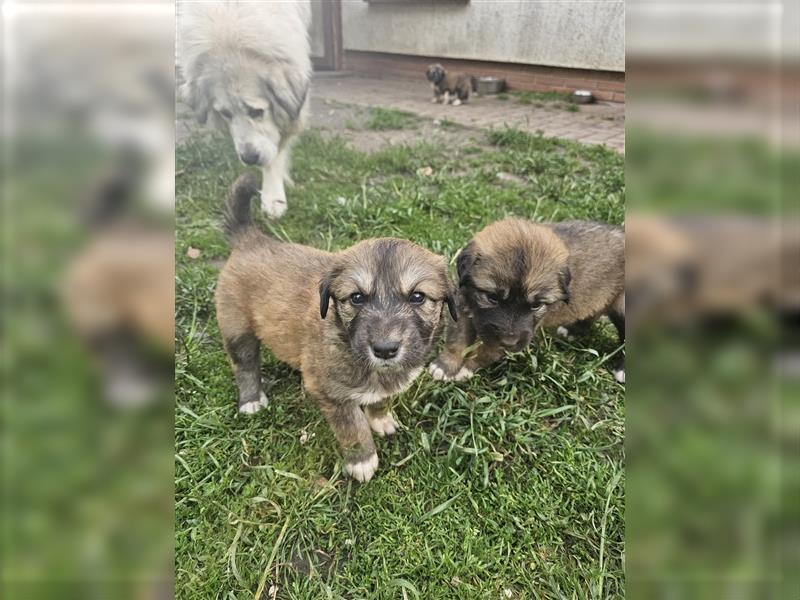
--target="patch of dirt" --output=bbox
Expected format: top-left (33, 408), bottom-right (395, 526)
top-left (308, 97), bottom-right (490, 154)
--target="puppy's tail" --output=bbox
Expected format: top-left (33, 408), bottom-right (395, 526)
top-left (223, 172), bottom-right (260, 245)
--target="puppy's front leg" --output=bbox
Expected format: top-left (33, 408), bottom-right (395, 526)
top-left (364, 401), bottom-right (399, 437)
top-left (318, 398), bottom-right (378, 482)
top-left (462, 342), bottom-right (505, 374)
top-left (442, 91), bottom-right (451, 105)
top-left (429, 314), bottom-right (476, 381)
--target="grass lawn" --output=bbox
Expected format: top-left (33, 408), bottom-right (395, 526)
top-left (175, 116), bottom-right (625, 599)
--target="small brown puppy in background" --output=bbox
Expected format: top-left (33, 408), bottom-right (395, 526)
top-left (215, 173), bottom-right (457, 482)
top-left (429, 218), bottom-right (625, 383)
top-left (425, 63), bottom-right (471, 106)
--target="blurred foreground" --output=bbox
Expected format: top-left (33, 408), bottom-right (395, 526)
top-left (626, 1), bottom-right (797, 597)
top-left (3, 3), bottom-right (175, 599)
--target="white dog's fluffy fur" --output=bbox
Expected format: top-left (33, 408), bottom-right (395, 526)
top-left (178, 1), bottom-right (311, 218)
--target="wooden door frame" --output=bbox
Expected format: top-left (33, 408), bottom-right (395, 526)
top-left (312, 0), bottom-right (343, 71)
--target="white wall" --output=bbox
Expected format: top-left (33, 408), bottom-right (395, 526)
top-left (342, 0), bottom-right (624, 72)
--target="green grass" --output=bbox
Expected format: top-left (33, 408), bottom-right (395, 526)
top-left (365, 107), bottom-right (420, 131)
top-left (175, 121), bottom-right (624, 599)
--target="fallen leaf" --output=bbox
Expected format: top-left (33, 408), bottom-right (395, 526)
top-left (417, 166), bottom-right (434, 177)
top-left (496, 171), bottom-right (525, 185)
top-left (186, 247), bottom-right (201, 259)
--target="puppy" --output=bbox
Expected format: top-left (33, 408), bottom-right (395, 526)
top-left (425, 64), bottom-right (471, 106)
top-left (215, 173), bottom-right (457, 482)
top-left (429, 218), bottom-right (625, 383)
top-left (178, 1), bottom-right (312, 218)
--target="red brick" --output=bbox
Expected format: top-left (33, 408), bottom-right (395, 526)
top-left (535, 76), bottom-right (566, 87)
top-left (596, 80), bottom-right (626, 93)
top-left (593, 90), bottom-right (614, 102)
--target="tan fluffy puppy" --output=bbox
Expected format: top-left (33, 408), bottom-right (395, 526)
top-left (425, 63), bottom-right (472, 106)
top-left (215, 173), bottom-right (457, 482)
top-left (429, 218), bottom-right (625, 383)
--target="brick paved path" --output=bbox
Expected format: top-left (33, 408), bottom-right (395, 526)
top-left (312, 74), bottom-right (625, 154)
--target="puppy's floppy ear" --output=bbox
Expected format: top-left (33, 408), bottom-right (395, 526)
top-left (319, 273), bottom-right (334, 319)
top-left (558, 267), bottom-right (572, 304)
top-left (456, 242), bottom-right (478, 287)
top-left (445, 293), bottom-right (459, 322)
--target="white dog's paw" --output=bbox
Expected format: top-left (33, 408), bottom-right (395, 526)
top-left (368, 412), bottom-right (399, 437)
top-left (452, 98), bottom-right (462, 107)
top-left (613, 368), bottom-right (625, 384)
top-left (428, 363), bottom-right (474, 382)
top-left (239, 392), bottom-right (269, 414)
top-left (556, 326), bottom-right (570, 338)
top-left (260, 193), bottom-right (288, 219)
top-left (345, 452), bottom-right (379, 482)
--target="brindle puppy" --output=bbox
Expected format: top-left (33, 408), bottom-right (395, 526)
top-left (425, 63), bottom-right (471, 106)
top-left (215, 173), bottom-right (457, 482)
top-left (429, 218), bottom-right (625, 383)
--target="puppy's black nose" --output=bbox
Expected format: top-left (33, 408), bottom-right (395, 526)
top-left (239, 147), bottom-right (260, 166)
top-left (371, 340), bottom-right (400, 360)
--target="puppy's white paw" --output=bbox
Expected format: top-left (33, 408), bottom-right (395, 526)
top-left (239, 392), bottom-right (268, 414)
top-left (453, 366), bottom-right (474, 381)
top-left (452, 99), bottom-right (462, 106)
top-left (556, 326), bottom-right (570, 338)
top-left (428, 363), bottom-right (448, 381)
top-left (428, 363), bottom-right (474, 382)
top-left (613, 369), bottom-right (625, 384)
top-left (368, 412), bottom-right (399, 437)
top-left (345, 453), bottom-right (379, 482)
top-left (260, 193), bottom-right (288, 219)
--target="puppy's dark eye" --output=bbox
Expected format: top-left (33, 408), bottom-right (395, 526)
top-left (247, 107), bottom-right (264, 119)
top-left (529, 300), bottom-right (543, 310)
top-left (219, 109), bottom-right (233, 120)
top-left (350, 292), bottom-right (366, 306)
top-left (485, 292), bottom-right (500, 305)
top-left (409, 291), bottom-right (426, 305)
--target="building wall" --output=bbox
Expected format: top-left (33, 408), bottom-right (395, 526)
top-left (341, 1), bottom-right (625, 73)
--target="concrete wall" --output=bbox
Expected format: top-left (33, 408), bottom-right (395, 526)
top-left (341, 1), bottom-right (624, 72)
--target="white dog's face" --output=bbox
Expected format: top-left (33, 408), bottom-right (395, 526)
top-left (208, 78), bottom-right (281, 168)
top-left (182, 52), bottom-right (308, 170)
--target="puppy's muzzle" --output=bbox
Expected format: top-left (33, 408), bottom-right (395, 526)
top-left (500, 334), bottom-right (529, 352)
top-left (370, 339), bottom-right (401, 361)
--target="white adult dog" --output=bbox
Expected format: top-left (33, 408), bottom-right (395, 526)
top-left (178, 1), bottom-right (311, 218)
